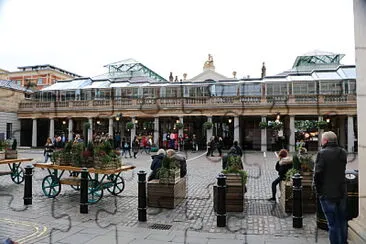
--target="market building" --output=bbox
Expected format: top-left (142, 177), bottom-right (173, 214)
top-left (17, 52), bottom-right (357, 153)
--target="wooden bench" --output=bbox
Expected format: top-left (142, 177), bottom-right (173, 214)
top-left (213, 173), bottom-right (245, 212)
top-left (147, 176), bottom-right (187, 209)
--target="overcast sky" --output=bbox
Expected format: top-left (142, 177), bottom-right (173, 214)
top-left (0, 0), bottom-right (355, 80)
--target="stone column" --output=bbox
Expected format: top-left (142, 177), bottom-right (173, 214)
top-left (347, 116), bottom-right (354, 153)
top-left (68, 118), bottom-right (73, 142)
top-left (339, 116), bottom-right (346, 148)
top-left (108, 117), bottom-right (113, 136)
top-left (318, 116), bottom-right (324, 150)
top-left (88, 118), bottom-right (93, 142)
top-left (32, 118), bottom-right (37, 147)
top-left (154, 117), bottom-right (159, 145)
top-left (49, 118), bottom-right (54, 139)
top-left (130, 117), bottom-right (136, 146)
top-left (349, 1), bottom-right (366, 242)
top-left (178, 116), bottom-right (184, 137)
top-left (206, 116), bottom-right (213, 145)
top-left (234, 116), bottom-right (240, 143)
top-left (261, 116), bottom-right (267, 152)
top-left (289, 116), bottom-right (295, 152)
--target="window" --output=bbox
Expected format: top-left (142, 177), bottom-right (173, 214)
top-left (348, 80), bottom-right (356, 94)
top-left (266, 83), bottom-right (288, 95)
top-left (319, 81), bottom-right (343, 94)
top-left (240, 84), bottom-right (261, 96)
top-left (37, 78), bottom-right (43, 84)
top-left (292, 82), bottom-right (316, 95)
top-left (6, 123), bottom-right (12, 139)
top-left (215, 85), bottom-right (237, 96)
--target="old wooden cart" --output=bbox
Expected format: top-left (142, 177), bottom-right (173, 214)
top-left (0, 158), bottom-right (33, 184)
top-left (34, 163), bottom-right (136, 204)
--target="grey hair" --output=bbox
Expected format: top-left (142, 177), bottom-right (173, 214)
top-left (166, 149), bottom-right (176, 156)
top-left (157, 149), bottom-right (166, 156)
top-left (322, 131), bottom-right (337, 142)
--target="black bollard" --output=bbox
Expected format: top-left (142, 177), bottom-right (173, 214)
top-left (23, 165), bottom-right (34, 205)
top-left (80, 167), bottom-right (88, 214)
top-left (138, 170), bottom-right (147, 222)
top-left (216, 173), bottom-right (227, 227)
top-left (292, 173), bottom-right (303, 228)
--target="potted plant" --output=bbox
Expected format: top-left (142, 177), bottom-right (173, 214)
top-left (5, 139), bottom-right (18, 159)
top-left (203, 121), bottom-right (213, 130)
top-left (175, 122), bottom-right (184, 130)
top-left (317, 120), bottom-right (328, 129)
top-left (126, 121), bottom-right (134, 130)
top-left (158, 156), bottom-right (180, 184)
top-left (258, 121), bottom-right (268, 129)
top-left (94, 141), bottom-right (121, 170)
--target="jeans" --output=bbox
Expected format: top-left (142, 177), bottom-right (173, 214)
top-left (44, 153), bottom-right (51, 163)
top-left (271, 177), bottom-right (282, 198)
top-left (320, 196), bottom-right (348, 244)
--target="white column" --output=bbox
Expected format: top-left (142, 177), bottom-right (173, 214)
top-left (234, 116), bottom-right (240, 143)
top-left (206, 116), bottom-right (213, 145)
top-left (318, 116), bottom-right (324, 150)
top-left (49, 118), bottom-right (54, 139)
top-left (154, 117), bottom-right (159, 145)
top-left (88, 118), bottom-right (93, 142)
top-left (130, 117), bottom-right (136, 146)
top-left (32, 118), bottom-right (37, 147)
top-left (108, 117), bottom-right (113, 136)
top-left (261, 116), bottom-right (267, 152)
top-left (347, 116), bottom-right (354, 153)
top-left (289, 116), bottom-right (295, 152)
top-left (349, 2), bottom-right (366, 242)
top-left (178, 116), bottom-right (184, 137)
top-left (68, 118), bottom-right (73, 142)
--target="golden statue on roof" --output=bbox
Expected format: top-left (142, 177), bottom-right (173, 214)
top-left (203, 54), bottom-right (215, 71)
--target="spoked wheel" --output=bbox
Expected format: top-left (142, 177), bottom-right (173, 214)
top-left (11, 167), bottom-right (24, 184)
top-left (88, 179), bottom-right (103, 204)
top-left (106, 175), bottom-right (125, 196)
top-left (42, 175), bottom-right (61, 198)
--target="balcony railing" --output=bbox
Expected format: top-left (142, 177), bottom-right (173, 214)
top-left (18, 94), bottom-right (357, 113)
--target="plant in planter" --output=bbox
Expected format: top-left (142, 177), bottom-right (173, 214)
top-left (258, 121), bottom-right (268, 129)
top-left (94, 141), bottom-right (121, 170)
top-left (317, 120), bottom-right (328, 129)
top-left (203, 121), bottom-right (213, 130)
top-left (158, 156), bottom-right (180, 184)
top-left (175, 122), bottom-right (184, 130)
top-left (5, 139), bottom-right (18, 159)
top-left (0, 140), bottom-right (6, 160)
top-left (52, 141), bottom-right (73, 166)
top-left (126, 121), bottom-right (134, 130)
top-left (222, 155), bottom-right (247, 185)
top-left (285, 168), bottom-right (300, 181)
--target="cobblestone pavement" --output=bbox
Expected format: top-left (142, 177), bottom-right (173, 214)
top-left (0, 149), bottom-right (358, 243)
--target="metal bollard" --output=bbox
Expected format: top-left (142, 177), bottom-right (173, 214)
top-left (138, 170), bottom-right (147, 222)
top-left (216, 173), bottom-right (227, 227)
top-left (80, 167), bottom-right (88, 214)
top-left (292, 173), bottom-right (303, 228)
top-left (23, 165), bottom-right (34, 205)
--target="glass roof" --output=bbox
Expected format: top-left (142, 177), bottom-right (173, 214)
top-left (292, 50), bottom-right (345, 69)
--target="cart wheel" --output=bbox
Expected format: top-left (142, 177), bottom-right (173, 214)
top-left (107, 175), bottom-right (125, 195)
top-left (88, 179), bottom-right (103, 204)
top-left (11, 167), bottom-right (24, 184)
top-left (42, 175), bottom-right (61, 198)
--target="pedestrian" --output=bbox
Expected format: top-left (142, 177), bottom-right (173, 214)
top-left (268, 149), bottom-right (292, 201)
top-left (44, 137), bottom-right (54, 163)
top-left (121, 137), bottom-right (132, 158)
top-left (166, 149), bottom-right (187, 178)
top-left (229, 141), bottom-right (242, 157)
top-left (217, 136), bottom-right (223, 156)
top-left (192, 134), bottom-right (198, 152)
top-left (132, 137), bottom-right (139, 158)
top-left (314, 131), bottom-right (348, 244)
top-left (148, 149), bottom-right (166, 181)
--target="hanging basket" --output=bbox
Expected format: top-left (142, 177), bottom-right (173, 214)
top-left (203, 121), bottom-right (213, 130)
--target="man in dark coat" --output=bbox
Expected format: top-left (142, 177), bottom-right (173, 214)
top-left (147, 149), bottom-right (166, 181)
top-left (314, 131), bottom-right (347, 244)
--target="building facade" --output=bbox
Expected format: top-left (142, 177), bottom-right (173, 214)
top-left (0, 64), bottom-right (80, 90)
top-left (17, 53), bottom-right (357, 152)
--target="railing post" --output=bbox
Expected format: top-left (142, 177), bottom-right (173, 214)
top-left (292, 173), bottom-right (303, 228)
top-left (80, 167), bottom-right (88, 214)
top-left (138, 170), bottom-right (147, 222)
top-left (23, 165), bottom-right (34, 205)
top-left (216, 173), bottom-right (227, 227)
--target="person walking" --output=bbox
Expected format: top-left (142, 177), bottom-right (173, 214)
top-left (121, 137), bottom-right (132, 158)
top-left (132, 137), bottom-right (139, 158)
top-left (268, 149), bottom-right (292, 201)
top-left (314, 131), bottom-right (348, 244)
top-left (44, 137), bottom-right (54, 163)
top-left (217, 136), bottom-right (223, 156)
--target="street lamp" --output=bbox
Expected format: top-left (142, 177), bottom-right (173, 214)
top-left (228, 119), bottom-right (232, 124)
